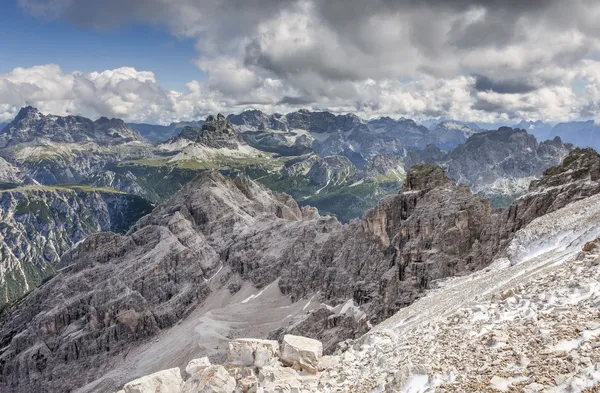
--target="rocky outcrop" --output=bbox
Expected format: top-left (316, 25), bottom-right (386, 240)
top-left (114, 335), bottom-right (326, 393)
top-left (173, 114), bottom-right (244, 150)
top-left (0, 186), bottom-right (153, 306)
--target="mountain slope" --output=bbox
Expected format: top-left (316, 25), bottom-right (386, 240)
top-left (0, 185), bottom-right (153, 306)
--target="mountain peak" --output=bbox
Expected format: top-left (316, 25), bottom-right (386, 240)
top-left (405, 163), bottom-right (452, 191)
top-left (14, 106), bottom-right (41, 122)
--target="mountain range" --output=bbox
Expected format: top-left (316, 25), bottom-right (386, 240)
top-left (0, 145), bottom-right (599, 392)
top-left (0, 107), bottom-right (579, 306)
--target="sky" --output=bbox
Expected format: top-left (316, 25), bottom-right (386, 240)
top-left (1, 0), bottom-right (600, 125)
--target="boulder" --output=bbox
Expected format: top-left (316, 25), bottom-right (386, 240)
top-left (258, 365), bottom-right (302, 392)
top-left (280, 335), bottom-right (323, 373)
top-left (237, 376), bottom-right (259, 393)
top-left (183, 365), bottom-right (236, 393)
top-left (185, 357), bottom-right (211, 378)
top-left (123, 368), bottom-right (183, 393)
top-left (228, 338), bottom-right (279, 367)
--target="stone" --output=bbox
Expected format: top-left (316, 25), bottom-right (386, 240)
top-left (281, 335), bottom-right (323, 373)
top-left (523, 382), bottom-right (545, 393)
top-left (228, 338), bottom-right (279, 367)
top-left (182, 365), bottom-right (235, 393)
top-left (185, 357), bottom-right (211, 378)
top-left (258, 365), bottom-right (302, 392)
top-left (123, 368), bottom-right (183, 393)
top-left (237, 376), bottom-right (259, 393)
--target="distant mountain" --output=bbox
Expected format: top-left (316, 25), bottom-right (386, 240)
top-left (129, 120), bottom-right (205, 143)
top-left (550, 120), bottom-right (600, 151)
top-left (0, 107), bottom-right (152, 185)
top-left (157, 114), bottom-right (261, 162)
top-left (407, 127), bottom-right (573, 206)
top-left (430, 120), bottom-right (481, 151)
top-left (0, 106), bottom-right (145, 148)
top-left (515, 120), bottom-right (554, 141)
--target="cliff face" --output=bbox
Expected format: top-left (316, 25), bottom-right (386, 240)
top-left (0, 186), bottom-right (153, 306)
top-left (1, 149), bottom-right (599, 393)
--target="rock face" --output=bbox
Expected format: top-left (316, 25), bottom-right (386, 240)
top-left (0, 186), bottom-right (153, 306)
top-left (1, 148), bottom-right (599, 393)
top-left (306, 156), bottom-right (356, 187)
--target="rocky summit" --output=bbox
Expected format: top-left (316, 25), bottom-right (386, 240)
top-left (1, 146), bottom-right (599, 393)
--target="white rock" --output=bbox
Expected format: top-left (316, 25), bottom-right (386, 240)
top-left (319, 355), bottom-right (340, 370)
top-left (185, 357), bottom-right (211, 378)
top-left (183, 365), bottom-right (235, 393)
top-left (281, 335), bottom-right (323, 374)
top-left (237, 376), bottom-right (259, 393)
top-left (259, 365), bottom-right (302, 392)
top-left (523, 382), bottom-right (545, 393)
top-left (228, 338), bottom-right (279, 367)
top-left (123, 368), bottom-right (183, 393)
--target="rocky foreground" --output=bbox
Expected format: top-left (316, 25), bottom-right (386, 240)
top-left (112, 200), bottom-right (600, 392)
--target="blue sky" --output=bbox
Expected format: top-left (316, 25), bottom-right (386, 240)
top-left (0, 2), bottom-right (204, 91)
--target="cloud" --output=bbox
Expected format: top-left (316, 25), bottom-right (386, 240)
top-left (8, 0), bottom-right (600, 123)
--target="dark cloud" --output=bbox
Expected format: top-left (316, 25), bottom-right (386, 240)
top-left (474, 75), bottom-right (537, 94)
top-left (277, 96), bottom-right (315, 106)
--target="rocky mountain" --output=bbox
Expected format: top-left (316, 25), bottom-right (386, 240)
top-left (0, 107), bottom-right (152, 185)
top-left (0, 107), bottom-right (145, 148)
top-left (2, 147), bottom-right (598, 393)
top-left (406, 127), bottom-right (573, 206)
top-left (550, 120), bottom-right (600, 151)
top-left (515, 119), bottom-right (553, 141)
top-left (108, 190), bottom-right (600, 393)
top-left (0, 185), bottom-right (153, 307)
top-left (430, 120), bottom-right (480, 150)
top-left (227, 110), bottom-right (485, 165)
top-left (158, 114), bottom-right (261, 162)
